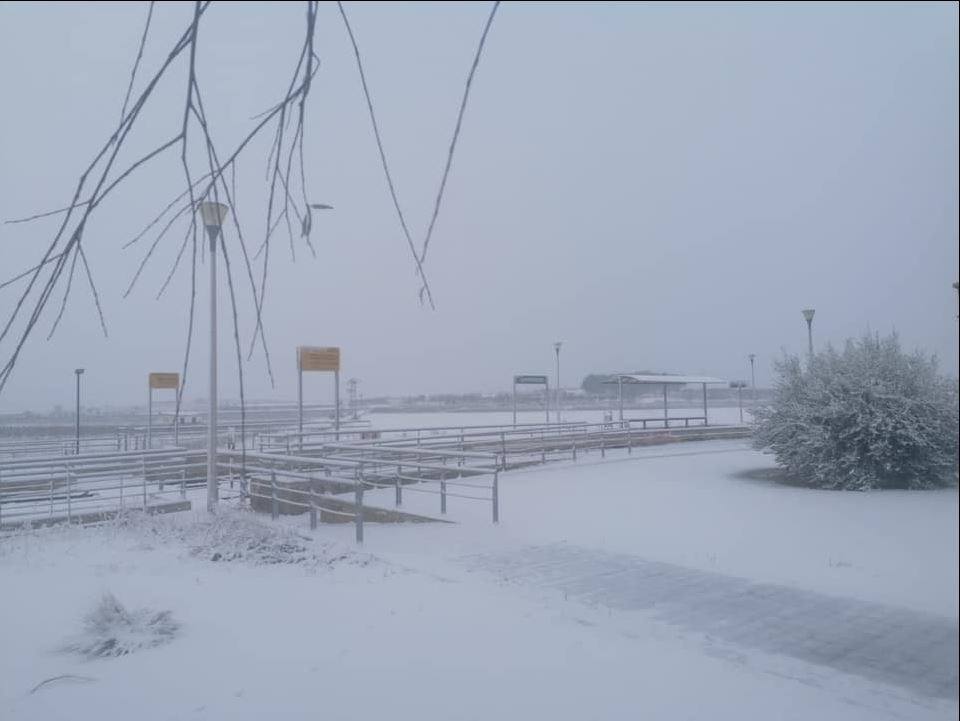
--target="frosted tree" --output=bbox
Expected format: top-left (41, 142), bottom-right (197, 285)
top-left (753, 333), bottom-right (958, 490)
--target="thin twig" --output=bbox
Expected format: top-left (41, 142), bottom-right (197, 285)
top-left (418, 1), bottom-right (500, 303)
top-left (337, 1), bottom-right (435, 309)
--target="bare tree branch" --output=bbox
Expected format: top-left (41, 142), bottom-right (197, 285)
top-left (337, 1), bottom-right (436, 309)
top-left (417, 1), bottom-right (500, 303)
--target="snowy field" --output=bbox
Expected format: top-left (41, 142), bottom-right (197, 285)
top-left (362, 405), bottom-right (748, 430)
top-left (1, 440), bottom-right (956, 720)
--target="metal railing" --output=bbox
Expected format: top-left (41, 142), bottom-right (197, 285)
top-left (0, 448), bottom-right (204, 527)
top-left (0, 416), bottom-right (372, 460)
top-left (262, 417), bottom-right (745, 468)
top-left (219, 447), bottom-right (500, 543)
top-left (1, 416), bottom-right (746, 540)
top-left (1, 441), bottom-right (501, 543)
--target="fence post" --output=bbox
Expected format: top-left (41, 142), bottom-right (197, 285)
top-left (601, 433), bottom-right (606, 458)
top-left (141, 457), bottom-right (148, 511)
top-left (0, 469), bottom-right (3, 527)
top-left (441, 463), bottom-right (447, 515)
top-left (501, 431), bottom-right (506, 463)
top-left (627, 422), bottom-right (633, 455)
top-left (355, 465), bottom-right (364, 545)
top-left (271, 471), bottom-right (278, 520)
top-left (49, 475), bottom-right (55, 517)
top-left (310, 481), bottom-right (318, 531)
top-left (572, 442), bottom-right (577, 462)
top-left (395, 464), bottom-right (402, 507)
top-left (66, 464), bottom-right (73, 523)
top-left (180, 468), bottom-right (186, 499)
top-left (492, 469), bottom-right (499, 524)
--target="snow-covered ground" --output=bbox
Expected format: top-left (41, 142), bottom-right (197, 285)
top-left (361, 440), bottom-right (959, 617)
top-left (362, 406), bottom-right (748, 430)
top-left (1, 440), bottom-right (956, 720)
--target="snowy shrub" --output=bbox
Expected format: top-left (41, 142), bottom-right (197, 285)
top-left (752, 333), bottom-right (958, 490)
top-left (63, 593), bottom-right (179, 659)
top-left (117, 509), bottom-right (370, 569)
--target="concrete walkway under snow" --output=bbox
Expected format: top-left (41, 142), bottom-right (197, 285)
top-left (470, 544), bottom-right (959, 700)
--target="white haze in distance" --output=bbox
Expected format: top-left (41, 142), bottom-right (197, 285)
top-left (0, 1), bottom-right (957, 412)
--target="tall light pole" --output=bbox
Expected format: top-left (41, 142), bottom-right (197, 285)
top-left (198, 201), bottom-right (229, 513)
top-left (74, 368), bottom-right (84, 455)
top-left (802, 308), bottom-right (815, 361)
top-left (748, 353), bottom-right (756, 406)
top-left (553, 341), bottom-right (562, 424)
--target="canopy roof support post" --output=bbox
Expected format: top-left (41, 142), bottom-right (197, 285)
top-left (663, 384), bottom-right (668, 427)
top-left (702, 382), bottom-right (708, 426)
top-left (618, 376), bottom-right (623, 422)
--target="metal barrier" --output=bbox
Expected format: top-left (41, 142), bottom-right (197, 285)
top-left (219, 447), bottom-right (500, 542)
top-left (0, 448), bottom-right (205, 527)
top-left (1, 417), bottom-right (745, 541)
top-left (0, 416), bottom-right (373, 460)
top-left (269, 418), bottom-right (743, 470)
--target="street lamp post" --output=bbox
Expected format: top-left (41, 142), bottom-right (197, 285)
top-left (198, 201), bottom-right (229, 513)
top-left (553, 341), bottom-right (562, 424)
top-left (748, 353), bottom-right (756, 406)
top-left (74, 368), bottom-right (84, 455)
top-left (802, 308), bottom-right (815, 361)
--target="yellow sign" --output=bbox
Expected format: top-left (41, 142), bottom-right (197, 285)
top-left (149, 372), bottom-right (180, 390)
top-left (298, 346), bottom-right (340, 372)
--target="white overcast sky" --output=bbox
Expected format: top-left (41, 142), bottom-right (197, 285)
top-left (1, 1), bottom-right (957, 411)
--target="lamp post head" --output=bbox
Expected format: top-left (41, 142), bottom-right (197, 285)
top-left (802, 308), bottom-right (815, 323)
top-left (198, 201), bottom-right (229, 228)
top-left (309, 203), bottom-right (334, 210)
top-left (554, 341), bottom-right (562, 353)
top-left (198, 201), bottom-right (229, 245)
top-left (198, 201), bottom-right (228, 227)
top-left (74, 368), bottom-right (85, 376)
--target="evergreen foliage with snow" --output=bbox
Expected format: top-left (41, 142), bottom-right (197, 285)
top-left (752, 333), bottom-right (958, 490)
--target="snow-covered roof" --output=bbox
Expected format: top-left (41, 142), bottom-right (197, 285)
top-left (603, 374), bottom-right (727, 385)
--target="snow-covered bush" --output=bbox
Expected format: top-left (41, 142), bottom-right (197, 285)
top-left (752, 333), bottom-right (958, 490)
top-left (63, 593), bottom-right (179, 659)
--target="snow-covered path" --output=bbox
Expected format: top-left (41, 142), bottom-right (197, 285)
top-left (467, 543), bottom-right (959, 700)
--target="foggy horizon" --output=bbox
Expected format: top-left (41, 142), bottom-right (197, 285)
top-left (1, 1), bottom-right (957, 413)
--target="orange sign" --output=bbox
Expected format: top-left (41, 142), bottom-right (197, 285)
top-left (149, 372), bottom-right (180, 390)
top-left (298, 346), bottom-right (340, 372)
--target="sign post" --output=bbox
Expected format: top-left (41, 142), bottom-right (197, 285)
top-left (297, 346), bottom-right (341, 449)
top-left (730, 380), bottom-right (748, 424)
top-left (512, 375), bottom-right (550, 426)
top-left (148, 373), bottom-right (180, 449)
